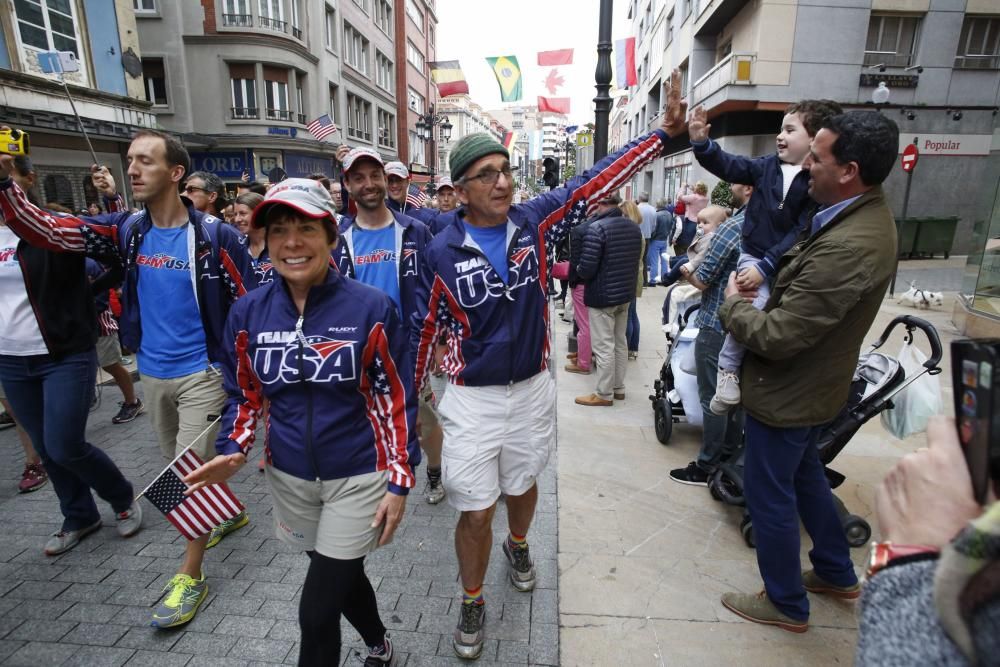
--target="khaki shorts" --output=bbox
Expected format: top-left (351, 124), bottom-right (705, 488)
top-left (437, 371), bottom-right (556, 512)
top-left (266, 466), bottom-right (387, 559)
top-left (96, 334), bottom-right (122, 368)
top-left (143, 367), bottom-right (226, 460)
top-left (417, 383), bottom-right (440, 440)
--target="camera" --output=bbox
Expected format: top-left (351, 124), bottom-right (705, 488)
top-left (0, 129), bottom-right (30, 157)
top-left (951, 339), bottom-right (1000, 504)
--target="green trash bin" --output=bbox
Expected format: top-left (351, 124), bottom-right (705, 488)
top-left (897, 217), bottom-right (919, 259)
top-left (912, 216), bottom-right (959, 258)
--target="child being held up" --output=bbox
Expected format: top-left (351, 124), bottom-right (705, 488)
top-left (685, 99), bottom-right (843, 415)
top-left (659, 205), bottom-right (728, 287)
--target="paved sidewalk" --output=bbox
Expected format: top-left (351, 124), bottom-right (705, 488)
top-left (0, 382), bottom-right (559, 665)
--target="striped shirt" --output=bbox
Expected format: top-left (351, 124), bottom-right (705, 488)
top-left (694, 207), bottom-right (744, 333)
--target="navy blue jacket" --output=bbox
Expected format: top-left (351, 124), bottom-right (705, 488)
top-left (215, 269), bottom-right (419, 494)
top-left (691, 138), bottom-right (813, 276)
top-left (577, 212), bottom-right (643, 308)
top-left (411, 129), bottom-right (669, 389)
top-left (332, 210), bottom-right (432, 325)
top-left (0, 181), bottom-right (251, 364)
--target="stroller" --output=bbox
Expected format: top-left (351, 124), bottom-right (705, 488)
top-left (708, 314), bottom-right (944, 548)
top-left (649, 284), bottom-right (704, 443)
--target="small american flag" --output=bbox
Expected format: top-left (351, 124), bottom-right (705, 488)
top-left (405, 184), bottom-right (428, 208)
top-left (141, 449), bottom-right (244, 541)
top-left (306, 114), bottom-right (338, 141)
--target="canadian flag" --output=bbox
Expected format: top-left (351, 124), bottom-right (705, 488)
top-left (537, 49), bottom-right (572, 115)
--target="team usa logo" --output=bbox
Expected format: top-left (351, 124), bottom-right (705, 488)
top-left (253, 331), bottom-right (357, 384)
top-left (355, 249), bottom-right (396, 266)
top-left (453, 243), bottom-right (539, 309)
top-left (0, 248), bottom-right (17, 264)
top-left (137, 253), bottom-right (190, 270)
top-left (400, 247), bottom-right (418, 277)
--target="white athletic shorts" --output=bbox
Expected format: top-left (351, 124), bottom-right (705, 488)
top-left (437, 371), bottom-right (556, 512)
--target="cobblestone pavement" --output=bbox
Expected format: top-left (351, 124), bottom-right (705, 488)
top-left (0, 382), bottom-right (559, 666)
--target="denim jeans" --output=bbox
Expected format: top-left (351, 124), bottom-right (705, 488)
top-left (744, 414), bottom-right (857, 621)
top-left (647, 239), bottom-right (668, 282)
top-left (694, 328), bottom-right (743, 472)
top-left (626, 298), bottom-right (640, 352)
top-left (0, 349), bottom-right (134, 531)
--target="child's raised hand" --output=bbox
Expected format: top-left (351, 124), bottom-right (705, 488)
top-left (688, 106), bottom-right (711, 142)
top-left (736, 266), bottom-right (765, 290)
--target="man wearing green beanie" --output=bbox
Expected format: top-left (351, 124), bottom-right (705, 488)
top-left (412, 70), bottom-right (688, 660)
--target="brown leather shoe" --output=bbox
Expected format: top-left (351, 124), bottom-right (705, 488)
top-left (613, 392), bottom-right (625, 400)
top-left (575, 393), bottom-right (613, 407)
top-left (566, 352), bottom-right (578, 360)
top-left (802, 570), bottom-right (861, 600)
top-left (564, 363), bottom-right (590, 375)
top-left (721, 591), bottom-right (808, 633)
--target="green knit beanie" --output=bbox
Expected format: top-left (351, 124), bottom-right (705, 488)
top-left (449, 133), bottom-right (509, 183)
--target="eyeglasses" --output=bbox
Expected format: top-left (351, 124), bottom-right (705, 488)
top-left (183, 185), bottom-right (207, 194)
top-left (462, 166), bottom-right (514, 187)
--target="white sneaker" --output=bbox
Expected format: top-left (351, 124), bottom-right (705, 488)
top-left (712, 369), bottom-right (741, 409)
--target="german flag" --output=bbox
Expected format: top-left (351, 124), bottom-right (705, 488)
top-left (428, 61), bottom-right (469, 97)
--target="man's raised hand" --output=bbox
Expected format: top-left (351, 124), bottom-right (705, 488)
top-left (661, 69), bottom-right (688, 138)
top-left (91, 164), bottom-right (117, 197)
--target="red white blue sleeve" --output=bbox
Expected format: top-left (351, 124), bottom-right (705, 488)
top-left (216, 299), bottom-right (262, 457)
top-left (361, 304), bottom-right (420, 495)
top-left (0, 178), bottom-right (122, 259)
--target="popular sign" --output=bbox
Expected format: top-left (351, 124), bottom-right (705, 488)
top-left (897, 134), bottom-right (993, 157)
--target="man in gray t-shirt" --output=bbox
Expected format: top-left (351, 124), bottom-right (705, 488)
top-left (637, 192), bottom-right (657, 285)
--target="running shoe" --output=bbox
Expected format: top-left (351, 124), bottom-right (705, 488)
top-left (206, 511), bottom-right (249, 549)
top-left (425, 479), bottom-right (446, 505)
top-left (44, 519), bottom-right (102, 556)
top-left (502, 538), bottom-right (537, 591)
top-left (362, 634), bottom-right (394, 665)
top-left (150, 573), bottom-right (208, 628)
top-left (112, 399), bottom-right (145, 424)
top-left (115, 501), bottom-right (143, 538)
top-left (453, 602), bottom-right (486, 660)
top-left (0, 412), bottom-right (15, 429)
top-left (18, 463), bottom-right (48, 493)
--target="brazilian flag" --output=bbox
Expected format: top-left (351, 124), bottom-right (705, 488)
top-left (486, 55), bottom-right (522, 102)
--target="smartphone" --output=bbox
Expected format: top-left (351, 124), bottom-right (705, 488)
top-left (951, 339), bottom-right (1000, 505)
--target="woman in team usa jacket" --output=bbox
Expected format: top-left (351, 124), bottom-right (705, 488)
top-left (183, 178), bottom-right (420, 667)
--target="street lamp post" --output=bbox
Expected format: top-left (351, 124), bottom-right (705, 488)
top-left (415, 104), bottom-right (453, 195)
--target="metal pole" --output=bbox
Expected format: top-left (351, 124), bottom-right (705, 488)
top-left (60, 76), bottom-right (100, 167)
top-left (593, 0), bottom-right (613, 161)
top-left (889, 138), bottom-right (918, 297)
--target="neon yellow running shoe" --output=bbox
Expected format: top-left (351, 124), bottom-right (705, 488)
top-left (150, 573), bottom-right (208, 629)
top-left (206, 511), bottom-right (249, 549)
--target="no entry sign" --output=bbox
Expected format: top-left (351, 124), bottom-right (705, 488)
top-left (901, 143), bottom-right (919, 173)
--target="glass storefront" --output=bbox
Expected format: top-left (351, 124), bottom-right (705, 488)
top-left (961, 175), bottom-right (1000, 321)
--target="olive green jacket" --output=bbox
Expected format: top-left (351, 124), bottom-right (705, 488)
top-left (718, 186), bottom-right (897, 427)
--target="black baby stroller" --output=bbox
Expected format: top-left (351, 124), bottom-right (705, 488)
top-left (708, 314), bottom-right (944, 548)
top-left (649, 284), bottom-right (704, 443)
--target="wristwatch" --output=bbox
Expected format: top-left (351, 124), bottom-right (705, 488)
top-left (865, 541), bottom-right (939, 579)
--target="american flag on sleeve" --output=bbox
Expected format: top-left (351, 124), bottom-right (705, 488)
top-left (141, 448), bottom-right (244, 540)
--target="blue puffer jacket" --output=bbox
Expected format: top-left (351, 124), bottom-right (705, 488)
top-left (333, 210), bottom-right (432, 325)
top-left (691, 138), bottom-right (813, 277)
top-left (411, 129), bottom-right (669, 389)
top-left (0, 181), bottom-right (251, 364)
top-left (215, 269), bottom-right (419, 494)
top-left (576, 212), bottom-right (643, 308)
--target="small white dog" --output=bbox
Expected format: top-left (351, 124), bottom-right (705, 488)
top-left (897, 281), bottom-right (944, 309)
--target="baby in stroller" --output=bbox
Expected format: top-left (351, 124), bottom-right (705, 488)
top-left (657, 206), bottom-right (728, 289)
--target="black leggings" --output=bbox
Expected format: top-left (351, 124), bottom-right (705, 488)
top-left (298, 551), bottom-right (385, 666)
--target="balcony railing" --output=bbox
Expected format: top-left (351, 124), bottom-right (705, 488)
top-left (292, 26), bottom-right (303, 40)
top-left (297, 113), bottom-right (306, 124)
top-left (222, 13), bottom-right (252, 27)
top-left (863, 51), bottom-right (914, 68)
top-left (691, 52), bottom-right (755, 106)
top-left (232, 107), bottom-right (259, 119)
top-left (954, 54), bottom-right (1000, 70)
top-left (266, 108), bottom-right (293, 121)
top-left (259, 16), bottom-right (287, 32)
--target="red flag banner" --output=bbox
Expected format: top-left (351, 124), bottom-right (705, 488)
top-left (538, 49), bottom-right (574, 67)
top-left (538, 48), bottom-right (574, 116)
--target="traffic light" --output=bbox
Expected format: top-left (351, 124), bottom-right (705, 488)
top-left (542, 157), bottom-right (560, 189)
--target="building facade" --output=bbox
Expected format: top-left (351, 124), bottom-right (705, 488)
top-left (134, 0), bottom-right (397, 189)
top-left (397, 0), bottom-right (438, 181)
top-left (0, 0), bottom-right (155, 211)
top-left (618, 0), bottom-right (999, 245)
